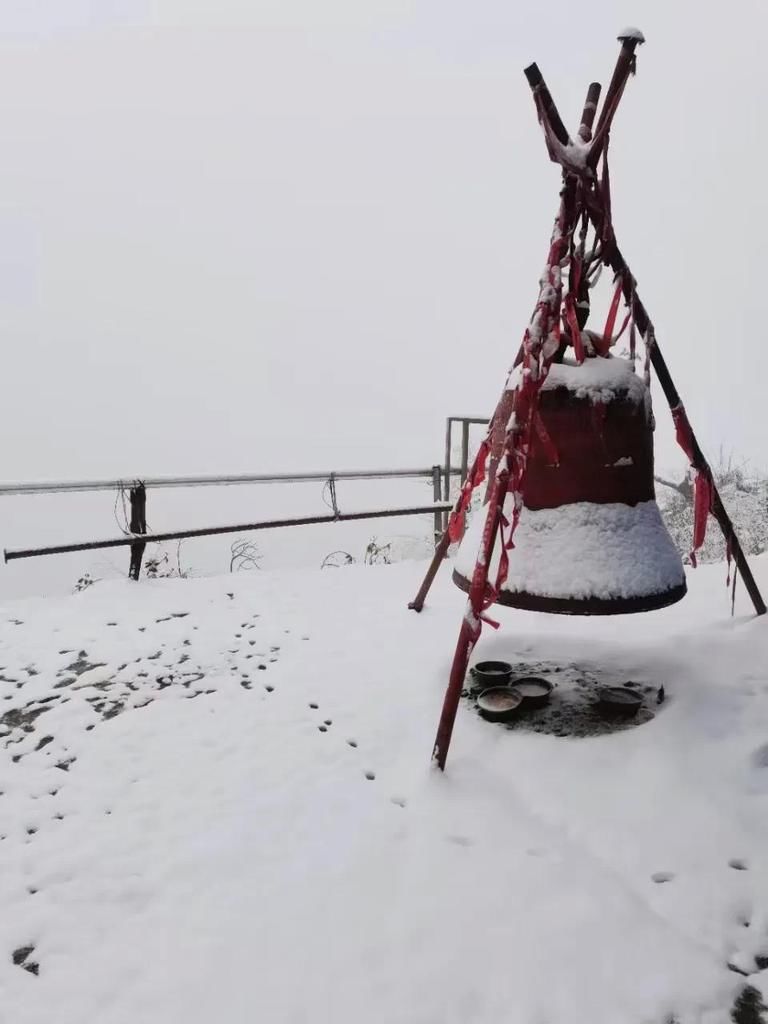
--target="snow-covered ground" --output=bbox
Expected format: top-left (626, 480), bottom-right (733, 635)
top-left (2, 554), bottom-right (768, 1023)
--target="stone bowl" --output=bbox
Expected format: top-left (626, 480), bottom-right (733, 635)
top-left (510, 677), bottom-right (554, 710)
top-left (476, 686), bottom-right (523, 723)
top-left (596, 686), bottom-right (643, 718)
top-left (470, 661), bottom-right (513, 690)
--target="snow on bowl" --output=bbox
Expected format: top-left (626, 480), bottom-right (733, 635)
top-left (476, 687), bottom-right (522, 723)
top-left (510, 677), bottom-right (554, 710)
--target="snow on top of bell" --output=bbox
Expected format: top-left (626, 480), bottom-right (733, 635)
top-left (544, 356), bottom-right (647, 405)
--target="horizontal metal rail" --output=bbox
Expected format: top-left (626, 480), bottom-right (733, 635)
top-left (0, 467), bottom-right (463, 497)
top-left (4, 503), bottom-right (453, 562)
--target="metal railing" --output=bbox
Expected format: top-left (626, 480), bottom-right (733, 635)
top-left (0, 467), bottom-right (444, 496)
top-left (1, 416), bottom-right (491, 579)
top-left (1, 464), bottom-right (459, 577)
top-left (443, 417), bottom-right (488, 530)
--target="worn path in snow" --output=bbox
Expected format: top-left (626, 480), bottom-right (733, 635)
top-left (2, 557), bottom-right (768, 1023)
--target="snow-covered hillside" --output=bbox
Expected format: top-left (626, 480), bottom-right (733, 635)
top-left (2, 555), bottom-right (768, 1023)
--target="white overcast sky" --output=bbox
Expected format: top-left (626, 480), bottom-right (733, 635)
top-left (0, 0), bottom-right (765, 482)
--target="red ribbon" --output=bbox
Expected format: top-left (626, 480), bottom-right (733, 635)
top-left (564, 294), bottom-right (584, 363)
top-left (533, 412), bottom-right (559, 466)
top-left (447, 440), bottom-right (490, 543)
top-left (690, 472), bottom-right (712, 568)
top-left (596, 279), bottom-right (623, 356)
top-left (671, 404), bottom-right (712, 565)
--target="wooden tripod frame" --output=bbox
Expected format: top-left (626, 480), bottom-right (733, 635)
top-left (415, 32), bottom-right (766, 771)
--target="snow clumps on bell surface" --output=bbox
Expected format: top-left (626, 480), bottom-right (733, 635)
top-left (543, 356), bottom-right (647, 405)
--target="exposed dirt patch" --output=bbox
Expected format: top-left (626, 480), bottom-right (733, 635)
top-left (466, 661), bottom-right (660, 738)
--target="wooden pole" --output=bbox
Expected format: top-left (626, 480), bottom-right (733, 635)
top-left (594, 234), bottom-right (767, 616)
top-left (578, 82), bottom-right (602, 141)
top-left (128, 484), bottom-right (147, 581)
top-left (432, 473), bottom-right (508, 770)
top-left (523, 63), bottom-right (571, 147)
top-left (433, 185), bottom-right (575, 769)
top-left (409, 438), bottom-right (491, 611)
top-left (408, 530), bottom-right (451, 612)
top-left (587, 33), bottom-right (643, 168)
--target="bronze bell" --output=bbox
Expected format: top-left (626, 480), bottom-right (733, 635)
top-left (453, 356), bottom-right (686, 615)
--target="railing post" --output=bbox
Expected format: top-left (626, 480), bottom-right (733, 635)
top-left (128, 483), bottom-right (147, 580)
top-left (431, 465), bottom-right (442, 548)
top-left (460, 419), bottom-right (470, 484)
top-left (443, 418), bottom-right (452, 532)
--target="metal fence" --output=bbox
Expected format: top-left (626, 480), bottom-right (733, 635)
top-left (1, 417), bottom-right (489, 579)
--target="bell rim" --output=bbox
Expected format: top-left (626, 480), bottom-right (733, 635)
top-left (451, 568), bottom-right (687, 616)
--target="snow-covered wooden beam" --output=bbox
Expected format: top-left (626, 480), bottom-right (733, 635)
top-left (587, 30), bottom-right (644, 168)
top-left (523, 62), bottom-right (571, 147)
top-left (578, 82), bottom-right (602, 142)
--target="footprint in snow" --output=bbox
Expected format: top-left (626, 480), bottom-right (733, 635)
top-left (727, 960), bottom-right (751, 977)
top-left (651, 871), bottom-right (675, 884)
top-left (12, 945), bottom-right (39, 976)
top-left (390, 796), bottom-right (407, 808)
top-left (445, 834), bottom-right (473, 847)
top-left (730, 858), bottom-right (749, 871)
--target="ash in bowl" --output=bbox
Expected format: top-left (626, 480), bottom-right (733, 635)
top-left (478, 690), bottom-right (519, 712)
top-left (476, 686), bottom-right (522, 723)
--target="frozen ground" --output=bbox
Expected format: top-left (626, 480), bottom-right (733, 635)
top-left (2, 554), bottom-right (768, 1023)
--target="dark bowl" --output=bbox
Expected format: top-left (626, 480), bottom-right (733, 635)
top-left (510, 677), bottom-right (554, 710)
top-left (470, 661), bottom-right (514, 690)
top-left (596, 685), bottom-right (643, 718)
top-left (476, 686), bottom-right (523, 723)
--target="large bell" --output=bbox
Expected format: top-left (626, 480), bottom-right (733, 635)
top-left (453, 356), bottom-right (687, 615)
